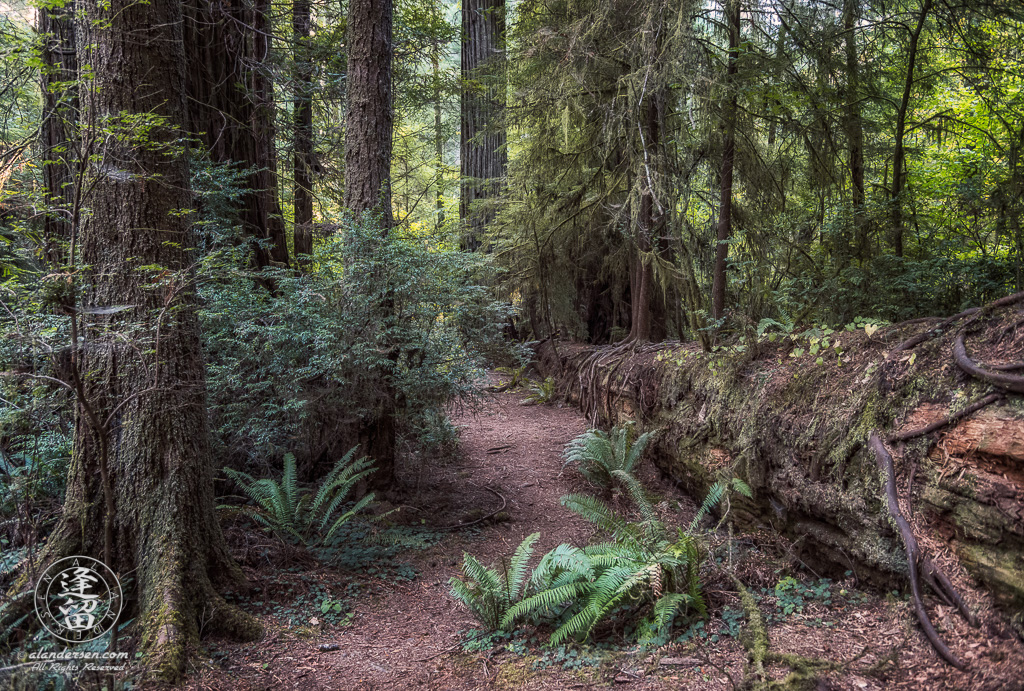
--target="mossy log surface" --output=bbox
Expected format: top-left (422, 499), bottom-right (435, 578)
top-left (535, 305), bottom-right (1024, 616)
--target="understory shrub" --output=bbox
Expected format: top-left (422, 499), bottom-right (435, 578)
top-left (449, 532), bottom-right (540, 630)
top-left (451, 474), bottom-right (751, 645)
top-left (219, 446), bottom-right (376, 548)
top-left (194, 166), bottom-right (523, 475)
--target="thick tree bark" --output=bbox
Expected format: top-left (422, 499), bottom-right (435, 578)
top-left (293, 0), bottom-right (315, 263)
top-left (344, 0), bottom-right (394, 227)
top-left (711, 0), bottom-right (740, 323)
top-left (891, 0), bottom-right (932, 258)
top-left (38, 2), bottom-right (78, 267)
top-left (844, 0), bottom-right (868, 261)
top-left (38, 0), bottom-right (260, 681)
top-left (184, 0), bottom-right (289, 270)
top-left (460, 0), bottom-right (506, 249)
top-left (252, 0), bottom-right (290, 265)
top-left (345, 0), bottom-right (396, 488)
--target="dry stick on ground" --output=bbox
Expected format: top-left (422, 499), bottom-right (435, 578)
top-left (889, 392), bottom-right (1003, 442)
top-left (953, 333), bottom-right (1024, 394)
top-left (869, 431), bottom-right (965, 669)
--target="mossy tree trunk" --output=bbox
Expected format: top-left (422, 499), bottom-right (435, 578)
top-left (42, 1), bottom-right (260, 681)
top-left (538, 298), bottom-right (1024, 621)
top-left (38, 1), bottom-right (78, 267)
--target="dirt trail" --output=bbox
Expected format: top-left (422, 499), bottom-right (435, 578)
top-left (183, 381), bottom-right (1024, 691)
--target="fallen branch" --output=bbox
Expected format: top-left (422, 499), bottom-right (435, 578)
top-left (891, 307), bottom-right (979, 354)
top-left (890, 392), bottom-right (1002, 442)
top-left (869, 431), bottom-right (964, 669)
top-left (953, 334), bottom-right (1024, 394)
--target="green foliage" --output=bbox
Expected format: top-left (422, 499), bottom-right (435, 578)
top-left (221, 447), bottom-right (375, 548)
top-left (562, 423), bottom-right (653, 491)
top-left (477, 476), bottom-right (751, 646)
top-left (194, 176), bottom-right (522, 471)
top-left (500, 490), bottom-right (704, 646)
top-left (449, 532), bottom-right (540, 631)
top-left (523, 377), bottom-right (556, 404)
top-left (689, 477), bottom-right (752, 532)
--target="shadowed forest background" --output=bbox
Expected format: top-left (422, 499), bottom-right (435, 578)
top-left (0, 0), bottom-right (1022, 688)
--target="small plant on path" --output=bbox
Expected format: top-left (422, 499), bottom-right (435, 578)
top-left (220, 446), bottom-right (376, 547)
top-left (449, 532), bottom-right (540, 631)
top-left (562, 422), bottom-right (653, 491)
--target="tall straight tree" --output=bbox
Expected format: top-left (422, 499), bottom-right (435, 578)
top-left (185, 0), bottom-right (289, 269)
top-left (40, 0), bottom-right (260, 680)
top-left (460, 0), bottom-right (507, 248)
top-left (844, 0), bottom-right (868, 261)
top-left (891, 0), bottom-right (933, 257)
top-left (711, 0), bottom-right (741, 323)
top-left (345, 0), bottom-right (394, 225)
top-left (38, 2), bottom-right (77, 267)
top-left (293, 0), bottom-right (315, 263)
top-left (344, 0), bottom-right (396, 486)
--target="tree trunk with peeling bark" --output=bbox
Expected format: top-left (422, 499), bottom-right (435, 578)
top-left (43, 1), bottom-right (260, 680)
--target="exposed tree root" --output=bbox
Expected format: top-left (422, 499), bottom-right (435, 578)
top-left (953, 333), bottom-right (1024, 394)
top-left (891, 307), bottom-right (980, 354)
top-left (869, 431), bottom-right (967, 669)
top-left (889, 392), bottom-right (1003, 442)
top-left (730, 574), bottom-right (862, 690)
top-left (891, 290), bottom-right (1024, 355)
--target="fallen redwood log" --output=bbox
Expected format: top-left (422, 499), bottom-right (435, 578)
top-left (534, 295), bottom-right (1024, 642)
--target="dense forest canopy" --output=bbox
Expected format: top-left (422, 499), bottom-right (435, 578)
top-left (0, 0), bottom-right (1021, 685)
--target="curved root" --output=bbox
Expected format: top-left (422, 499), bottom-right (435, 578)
top-left (953, 334), bottom-right (1024, 394)
top-left (870, 432), bottom-right (965, 669)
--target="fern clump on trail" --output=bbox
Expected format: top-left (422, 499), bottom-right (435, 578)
top-left (452, 468), bottom-right (751, 646)
top-left (220, 446), bottom-right (376, 548)
top-left (561, 422), bottom-right (653, 491)
top-left (449, 533), bottom-right (540, 630)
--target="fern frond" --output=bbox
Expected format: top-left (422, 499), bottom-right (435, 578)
top-left (610, 469), bottom-right (655, 523)
top-left (321, 492), bottom-right (375, 543)
top-left (502, 581), bottom-right (594, 629)
top-left (688, 480), bottom-right (726, 532)
top-left (561, 493), bottom-right (628, 536)
top-left (506, 533), bottom-right (540, 602)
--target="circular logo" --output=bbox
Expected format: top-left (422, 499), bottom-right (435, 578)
top-left (34, 556), bottom-right (123, 643)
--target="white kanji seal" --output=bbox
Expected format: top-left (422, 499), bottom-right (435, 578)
top-left (34, 556), bottom-right (123, 643)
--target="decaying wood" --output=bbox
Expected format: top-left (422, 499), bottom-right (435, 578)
top-left (890, 393), bottom-right (1002, 442)
top-left (869, 431), bottom-right (966, 669)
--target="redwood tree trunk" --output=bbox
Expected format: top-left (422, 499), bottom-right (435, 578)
top-left (293, 0), bottom-right (315, 263)
top-left (345, 0), bottom-right (394, 226)
top-left (184, 0), bottom-right (289, 269)
top-left (38, 2), bottom-right (78, 267)
top-left (460, 0), bottom-right (506, 249)
top-left (345, 0), bottom-right (396, 488)
top-left (711, 0), bottom-right (740, 323)
top-left (42, 1), bottom-right (260, 680)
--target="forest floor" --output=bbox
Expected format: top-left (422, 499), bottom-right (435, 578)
top-left (181, 375), bottom-right (1024, 691)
